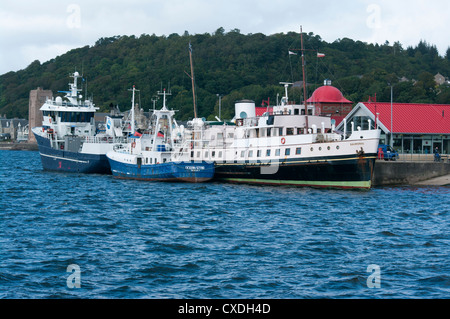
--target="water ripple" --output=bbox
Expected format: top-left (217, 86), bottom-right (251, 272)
top-left (0, 150), bottom-right (449, 298)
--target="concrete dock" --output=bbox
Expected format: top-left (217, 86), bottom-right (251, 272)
top-left (0, 142), bottom-right (38, 151)
top-left (414, 174), bottom-right (450, 186)
top-left (373, 160), bottom-right (450, 187)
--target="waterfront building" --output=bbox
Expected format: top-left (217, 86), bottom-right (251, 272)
top-left (28, 87), bottom-right (53, 143)
top-left (337, 101), bottom-right (450, 155)
top-left (306, 80), bottom-right (353, 120)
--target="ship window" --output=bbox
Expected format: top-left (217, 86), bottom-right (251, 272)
top-left (227, 133), bottom-right (234, 138)
top-left (205, 151), bottom-right (209, 158)
top-left (285, 148), bottom-right (291, 156)
top-left (257, 150), bottom-right (261, 157)
top-left (294, 108), bottom-right (299, 115)
top-left (296, 147), bottom-right (302, 155)
top-left (286, 128), bottom-right (294, 136)
top-left (266, 149), bottom-right (271, 157)
top-left (297, 128), bottom-right (302, 135)
top-left (191, 151), bottom-right (194, 158)
top-left (267, 128), bottom-right (271, 137)
top-left (212, 151), bottom-right (215, 158)
top-left (218, 151), bottom-right (222, 158)
top-left (275, 149), bottom-right (280, 156)
top-left (241, 151), bottom-right (245, 158)
top-left (249, 150), bottom-right (254, 157)
top-left (279, 128), bottom-right (283, 136)
top-left (197, 151), bottom-right (200, 158)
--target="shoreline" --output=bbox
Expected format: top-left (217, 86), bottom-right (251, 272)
top-left (0, 142), bottom-right (38, 151)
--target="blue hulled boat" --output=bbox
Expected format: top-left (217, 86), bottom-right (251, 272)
top-left (106, 87), bottom-right (214, 183)
top-left (32, 72), bottom-right (127, 174)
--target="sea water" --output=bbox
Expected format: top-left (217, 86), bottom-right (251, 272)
top-left (0, 150), bottom-right (449, 298)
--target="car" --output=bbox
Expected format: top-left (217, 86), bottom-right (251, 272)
top-left (377, 144), bottom-right (399, 161)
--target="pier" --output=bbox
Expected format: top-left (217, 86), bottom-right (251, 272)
top-left (373, 157), bottom-right (450, 187)
top-left (0, 142), bottom-right (38, 151)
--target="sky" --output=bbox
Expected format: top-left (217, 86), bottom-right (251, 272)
top-left (0, 0), bottom-right (449, 75)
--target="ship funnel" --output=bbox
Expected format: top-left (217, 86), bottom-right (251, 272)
top-left (235, 100), bottom-right (256, 119)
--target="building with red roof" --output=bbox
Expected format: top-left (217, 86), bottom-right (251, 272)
top-left (306, 80), bottom-right (353, 118)
top-left (337, 101), bottom-right (450, 154)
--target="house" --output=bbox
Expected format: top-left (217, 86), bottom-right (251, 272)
top-left (0, 118), bottom-right (29, 141)
top-left (435, 73), bottom-right (446, 86)
top-left (337, 101), bottom-right (450, 154)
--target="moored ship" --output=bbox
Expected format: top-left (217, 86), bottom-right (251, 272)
top-left (183, 29), bottom-right (380, 189)
top-left (32, 72), bottom-right (127, 174)
top-left (106, 87), bottom-right (214, 182)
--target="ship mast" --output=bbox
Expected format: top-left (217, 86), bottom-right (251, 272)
top-left (128, 85), bottom-right (138, 134)
top-left (300, 26), bottom-right (309, 131)
top-left (188, 42), bottom-right (198, 119)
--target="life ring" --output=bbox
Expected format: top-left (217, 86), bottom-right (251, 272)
top-left (281, 137), bottom-right (286, 145)
top-left (49, 118), bottom-right (52, 123)
top-left (131, 141), bottom-right (136, 148)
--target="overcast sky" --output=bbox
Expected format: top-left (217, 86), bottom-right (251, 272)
top-left (0, 0), bottom-right (449, 75)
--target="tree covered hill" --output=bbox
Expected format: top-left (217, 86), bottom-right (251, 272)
top-left (1, 28), bottom-right (449, 121)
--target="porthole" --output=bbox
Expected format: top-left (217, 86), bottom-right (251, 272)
top-left (336, 145), bottom-right (340, 150)
top-left (327, 146), bottom-right (331, 150)
top-left (310, 147), bottom-right (314, 151)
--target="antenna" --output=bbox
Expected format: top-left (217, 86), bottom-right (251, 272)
top-left (300, 26), bottom-right (309, 130)
top-left (128, 85), bottom-right (140, 134)
top-left (157, 85), bottom-right (172, 110)
top-left (188, 42), bottom-right (197, 118)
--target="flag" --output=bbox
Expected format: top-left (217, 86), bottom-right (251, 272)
top-left (157, 131), bottom-right (164, 138)
top-left (134, 131), bottom-right (142, 137)
top-left (288, 51), bottom-right (297, 55)
top-left (317, 52), bottom-right (325, 58)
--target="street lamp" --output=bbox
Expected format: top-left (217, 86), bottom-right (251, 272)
top-left (388, 83), bottom-right (393, 147)
top-left (216, 94), bottom-right (222, 120)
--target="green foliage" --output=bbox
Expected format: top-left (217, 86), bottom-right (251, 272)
top-left (1, 30), bottom-right (449, 120)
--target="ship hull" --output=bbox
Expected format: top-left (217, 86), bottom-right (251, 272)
top-left (213, 153), bottom-right (377, 189)
top-left (34, 132), bottom-right (111, 174)
top-left (107, 157), bottom-right (215, 182)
